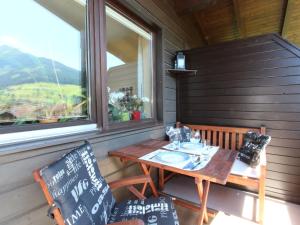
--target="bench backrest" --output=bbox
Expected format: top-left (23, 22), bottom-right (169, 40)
top-left (178, 122), bottom-right (266, 151)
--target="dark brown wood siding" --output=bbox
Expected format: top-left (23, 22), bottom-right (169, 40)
top-left (178, 34), bottom-right (300, 204)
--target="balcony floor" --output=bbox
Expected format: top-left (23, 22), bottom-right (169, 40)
top-left (165, 176), bottom-right (300, 225)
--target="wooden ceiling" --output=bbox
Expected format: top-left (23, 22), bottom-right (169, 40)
top-left (169, 0), bottom-right (300, 47)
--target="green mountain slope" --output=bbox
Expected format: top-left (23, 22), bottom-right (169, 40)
top-left (0, 45), bottom-right (81, 88)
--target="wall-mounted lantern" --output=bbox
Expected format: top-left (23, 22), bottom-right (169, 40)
top-left (175, 52), bottom-right (185, 70)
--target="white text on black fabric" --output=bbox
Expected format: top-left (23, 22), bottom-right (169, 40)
top-left (64, 204), bottom-right (84, 225)
top-left (80, 150), bottom-right (102, 191)
top-left (71, 179), bottom-right (89, 202)
top-left (91, 185), bottom-right (109, 214)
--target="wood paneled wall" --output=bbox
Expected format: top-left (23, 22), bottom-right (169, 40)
top-left (0, 1), bottom-right (202, 224)
top-left (178, 34), bottom-right (300, 203)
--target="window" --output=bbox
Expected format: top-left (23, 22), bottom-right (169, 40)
top-left (0, 0), bottom-right (89, 129)
top-left (0, 0), bottom-right (159, 139)
top-left (105, 5), bottom-right (154, 124)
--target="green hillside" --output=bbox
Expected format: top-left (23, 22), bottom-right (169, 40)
top-left (0, 46), bottom-right (87, 123)
top-left (0, 45), bottom-right (81, 88)
top-left (0, 82), bottom-right (87, 122)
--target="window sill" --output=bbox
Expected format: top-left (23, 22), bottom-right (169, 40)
top-left (0, 124), bottom-right (99, 147)
top-left (0, 122), bottom-right (164, 156)
top-left (107, 119), bottom-right (159, 131)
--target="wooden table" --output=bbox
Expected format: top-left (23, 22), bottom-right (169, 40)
top-left (108, 139), bottom-right (238, 225)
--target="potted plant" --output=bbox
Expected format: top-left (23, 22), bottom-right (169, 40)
top-left (36, 103), bottom-right (62, 124)
top-left (130, 95), bottom-right (143, 121)
top-left (108, 90), bottom-right (130, 122)
top-left (37, 109), bottom-right (59, 124)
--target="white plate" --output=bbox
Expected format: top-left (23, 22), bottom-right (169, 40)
top-left (155, 151), bottom-right (190, 164)
top-left (182, 143), bottom-right (201, 150)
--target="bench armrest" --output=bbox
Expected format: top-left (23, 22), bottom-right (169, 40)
top-left (260, 147), bottom-right (267, 167)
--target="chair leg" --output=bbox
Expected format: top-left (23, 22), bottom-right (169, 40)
top-left (258, 166), bottom-right (266, 225)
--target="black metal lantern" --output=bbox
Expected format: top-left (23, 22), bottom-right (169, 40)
top-left (175, 52), bottom-right (185, 69)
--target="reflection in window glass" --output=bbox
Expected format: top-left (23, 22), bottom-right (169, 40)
top-left (106, 6), bottom-right (153, 123)
top-left (0, 0), bottom-right (89, 125)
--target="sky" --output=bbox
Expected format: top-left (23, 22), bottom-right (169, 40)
top-left (0, 0), bottom-right (124, 71)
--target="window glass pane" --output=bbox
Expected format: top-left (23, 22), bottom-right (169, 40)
top-left (106, 6), bottom-right (153, 123)
top-left (0, 0), bottom-right (89, 126)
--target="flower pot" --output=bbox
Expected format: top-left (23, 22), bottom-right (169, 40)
top-left (132, 111), bottom-right (141, 121)
top-left (120, 112), bottom-right (130, 121)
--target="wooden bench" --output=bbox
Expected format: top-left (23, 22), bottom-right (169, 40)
top-left (159, 122), bottom-right (267, 225)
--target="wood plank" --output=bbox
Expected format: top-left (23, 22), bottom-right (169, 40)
top-left (201, 130), bottom-right (206, 140)
top-left (188, 57), bottom-right (300, 77)
top-left (225, 132), bottom-right (230, 149)
top-left (267, 154), bottom-right (300, 167)
top-left (231, 132), bottom-right (236, 150)
top-left (266, 189), bottom-right (300, 203)
top-left (267, 146), bottom-right (300, 157)
top-left (218, 132), bottom-right (224, 148)
top-left (232, 0), bottom-right (246, 38)
top-left (181, 65), bottom-right (300, 84)
top-left (266, 179), bottom-right (300, 193)
top-left (207, 130), bottom-right (211, 143)
top-left (194, 12), bottom-right (210, 45)
top-left (181, 94), bottom-right (300, 104)
top-left (238, 133), bottom-right (243, 149)
top-left (180, 111), bottom-right (300, 122)
top-left (212, 131), bottom-right (217, 146)
top-left (267, 163), bottom-right (300, 176)
top-left (180, 103), bottom-right (300, 113)
top-left (270, 138), bottom-right (300, 149)
top-left (5, 205), bottom-right (51, 225)
top-left (188, 48), bottom-right (295, 67)
top-left (135, 0), bottom-right (200, 47)
top-left (181, 84), bottom-right (300, 97)
top-left (182, 76), bottom-right (300, 90)
top-left (267, 171), bottom-right (300, 185)
top-left (281, 0), bottom-right (292, 38)
top-left (187, 41), bottom-right (283, 61)
top-left (182, 117), bottom-right (300, 131)
top-left (0, 183), bottom-right (46, 224)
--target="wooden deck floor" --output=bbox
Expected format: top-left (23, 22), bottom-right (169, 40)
top-left (167, 176), bottom-right (300, 225)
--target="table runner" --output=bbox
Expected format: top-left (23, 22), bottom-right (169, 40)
top-left (139, 144), bottom-right (219, 171)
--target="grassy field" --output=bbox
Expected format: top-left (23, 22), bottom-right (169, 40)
top-left (0, 82), bottom-right (87, 122)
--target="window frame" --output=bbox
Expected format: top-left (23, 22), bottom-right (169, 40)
top-left (0, 0), bottom-right (162, 137)
top-left (0, 0), bottom-right (99, 134)
top-left (102, 0), bottom-right (159, 131)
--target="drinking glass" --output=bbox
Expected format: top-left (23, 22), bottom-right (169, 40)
top-left (185, 133), bottom-right (191, 143)
top-left (203, 139), bottom-right (211, 148)
top-left (173, 128), bottom-right (181, 150)
top-left (191, 130), bottom-right (200, 144)
top-left (202, 139), bottom-right (211, 157)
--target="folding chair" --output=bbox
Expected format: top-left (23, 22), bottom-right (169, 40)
top-left (33, 141), bottom-right (179, 225)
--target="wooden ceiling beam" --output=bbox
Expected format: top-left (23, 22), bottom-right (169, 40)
top-left (194, 13), bottom-right (210, 45)
top-left (280, 0), bottom-right (290, 36)
top-left (174, 0), bottom-right (218, 16)
top-left (232, 0), bottom-right (246, 38)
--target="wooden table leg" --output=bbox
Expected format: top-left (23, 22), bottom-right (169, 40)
top-left (159, 168), bottom-right (165, 190)
top-left (195, 178), bottom-right (210, 225)
top-left (140, 163), bottom-right (159, 197)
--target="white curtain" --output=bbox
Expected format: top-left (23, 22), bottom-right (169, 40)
top-left (137, 36), bottom-right (152, 116)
